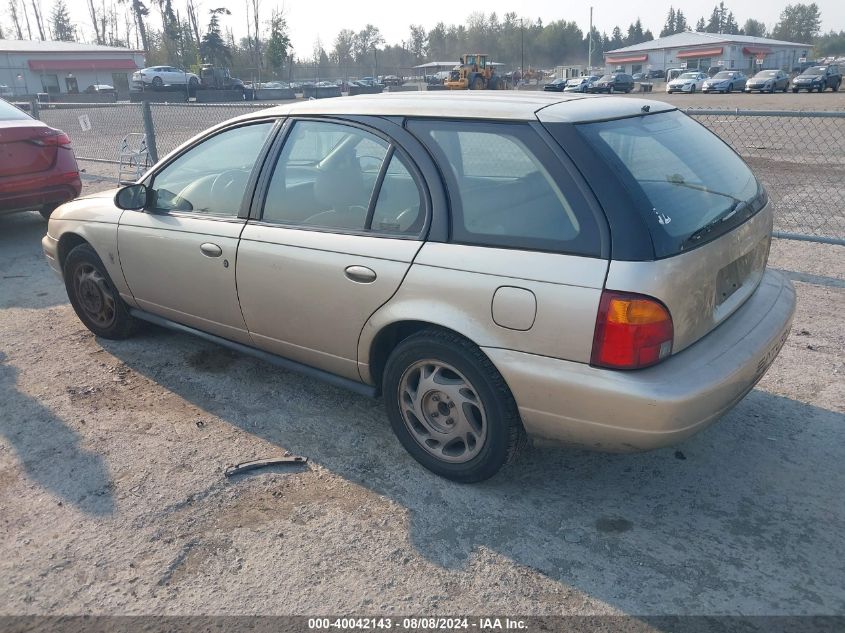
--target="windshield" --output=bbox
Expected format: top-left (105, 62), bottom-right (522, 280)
top-left (712, 72), bottom-right (734, 79)
top-left (679, 72), bottom-right (699, 79)
top-left (756, 71), bottom-right (778, 78)
top-left (576, 110), bottom-right (761, 256)
top-left (0, 99), bottom-right (31, 121)
top-left (804, 67), bottom-right (824, 75)
top-left (598, 75), bottom-right (613, 82)
top-left (566, 78), bottom-right (582, 85)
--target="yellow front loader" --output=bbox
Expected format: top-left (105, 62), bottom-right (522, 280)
top-left (444, 54), bottom-right (506, 90)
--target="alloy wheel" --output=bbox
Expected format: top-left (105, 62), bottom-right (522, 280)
top-left (73, 263), bottom-right (116, 328)
top-left (397, 360), bottom-right (488, 464)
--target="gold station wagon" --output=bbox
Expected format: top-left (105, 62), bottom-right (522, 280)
top-left (43, 92), bottom-right (795, 481)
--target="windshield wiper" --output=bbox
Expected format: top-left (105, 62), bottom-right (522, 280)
top-left (637, 178), bottom-right (744, 204)
top-left (681, 200), bottom-right (749, 249)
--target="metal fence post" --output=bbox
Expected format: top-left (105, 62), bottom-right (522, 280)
top-left (141, 101), bottom-right (159, 163)
top-left (29, 96), bottom-right (39, 120)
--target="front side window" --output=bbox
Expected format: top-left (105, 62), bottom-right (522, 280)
top-left (262, 120), bottom-right (392, 231)
top-left (409, 120), bottom-right (596, 253)
top-left (150, 122), bottom-right (273, 217)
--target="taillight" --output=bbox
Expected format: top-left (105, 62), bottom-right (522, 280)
top-left (30, 130), bottom-right (72, 147)
top-left (591, 290), bottom-right (674, 370)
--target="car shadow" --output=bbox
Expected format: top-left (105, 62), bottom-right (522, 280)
top-left (0, 212), bottom-right (68, 310)
top-left (99, 329), bottom-right (845, 614)
top-left (0, 352), bottom-right (114, 516)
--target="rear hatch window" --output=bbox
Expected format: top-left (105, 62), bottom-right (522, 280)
top-left (575, 110), bottom-right (765, 258)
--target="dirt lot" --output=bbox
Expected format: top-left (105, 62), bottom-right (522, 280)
top-left (0, 177), bottom-right (843, 616)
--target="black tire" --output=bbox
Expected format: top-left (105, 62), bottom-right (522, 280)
top-left (833, 81), bottom-right (840, 92)
top-left (818, 83), bottom-right (825, 93)
top-left (152, 76), bottom-right (163, 90)
top-left (63, 243), bottom-right (138, 340)
top-left (382, 328), bottom-right (525, 482)
top-left (689, 85), bottom-right (695, 93)
top-left (792, 87), bottom-right (799, 93)
top-left (471, 76), bottom-right (485, 90)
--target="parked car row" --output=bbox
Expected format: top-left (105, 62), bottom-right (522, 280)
top-left (665, 65), bottom-right (841, 94)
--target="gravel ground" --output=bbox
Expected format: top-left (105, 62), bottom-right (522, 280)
top-left (0, 182), bottom-right (843, 616)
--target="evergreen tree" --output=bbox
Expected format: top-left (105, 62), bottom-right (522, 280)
top-left (661, 7), bottom-right (676, 37)
top-left (50, 0), bottom-right (76, 41)
top-left (200, 7), bottom-right (232, 66)
top-left (675, 10), bottom-right (688, 32)
top-left (266, 9), bottom-right (290, 76)
top-left (610, 26), bottom-right (624, 49)
top-left (695, 17), bottom-right (706, 32)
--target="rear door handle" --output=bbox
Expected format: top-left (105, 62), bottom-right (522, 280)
top-left (345, 265), bottom-right (377, 283)
top-left (200, 242), bottom-right (222, 258)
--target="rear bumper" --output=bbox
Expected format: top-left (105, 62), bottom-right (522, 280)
top-left (0, 152), bottom-right (81, 215)
top-left (484, 269), bottom-right (796, 451)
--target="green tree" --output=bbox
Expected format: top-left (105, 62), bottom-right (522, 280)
top-left (661, 7), bottom-right (676, 37)
top-left (266, 9), bottom-right (290, 76)
top-left (675, 10), bottom-right (688, 32)
top-left (813, 30), bottom-right (845, 56)
top-left (50, 0), bottom-right (75, 40)
top-left (695, 17), bottom-right (706, 32)
top-left (353, 24), bottom-right (384, 64)
top-left (609, 26), bottom-right (624, 49)
top-left (742, 18), bottom-right (767, 37)
top-left (408, 24), bottom-right (427, 62)
top-left (772, 3), bottom-right (822, 43)
top-left (200, 7), bottom-right (232, 66)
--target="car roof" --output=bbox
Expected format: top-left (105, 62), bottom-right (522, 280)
top-left (256, 92), bottom-right (675, 123)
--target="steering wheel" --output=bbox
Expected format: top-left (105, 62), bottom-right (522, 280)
top-left (209, 168), bottom-right (248, 202)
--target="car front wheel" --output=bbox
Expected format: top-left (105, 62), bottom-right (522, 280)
top-left (383, 329), bottom-right (524, 482)
top-left (64, 243), bottom-right (138, 339)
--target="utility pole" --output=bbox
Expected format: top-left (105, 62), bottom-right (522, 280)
top-left (588, 7), bottom-right (593, 72)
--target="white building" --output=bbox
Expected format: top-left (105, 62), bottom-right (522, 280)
top-left (604, 32), bottom-right (812, 76)
top-left (0, 40), bottom-right (145, 98)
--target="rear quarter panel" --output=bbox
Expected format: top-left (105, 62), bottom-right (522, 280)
top-left (358, 243), bottom-right (608, 383)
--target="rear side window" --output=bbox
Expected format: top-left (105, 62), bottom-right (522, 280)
top-left (576, 111), bottom-right (762, 257)
top-left (408, 120), bottom-right (600, 255)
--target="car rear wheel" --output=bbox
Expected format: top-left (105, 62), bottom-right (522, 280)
top-left (689, 85), bottom-right (695, 93)
top-left (152, 76), bottom-right (163, 89)
top-left (64, 243), bottom-right (138, 340)
top-left (383, 329), bottom-right (524, 482)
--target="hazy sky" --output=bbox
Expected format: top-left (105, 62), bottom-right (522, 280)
top-left (46, 0), bottom-right (845, 56)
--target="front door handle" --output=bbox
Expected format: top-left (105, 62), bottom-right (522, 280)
top-left (345, 265), bottom-right (377, 283)
top-left (200, 242), bottom-right (223, 258)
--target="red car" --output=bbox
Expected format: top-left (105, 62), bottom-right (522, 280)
top-left (0, 99), bottom-right (81, 219)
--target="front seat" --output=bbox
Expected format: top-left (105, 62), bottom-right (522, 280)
top-left (306, 148), bottom-right (368, 229)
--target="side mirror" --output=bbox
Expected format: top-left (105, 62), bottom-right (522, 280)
top-left (114, 183), bottom-right (148, 210)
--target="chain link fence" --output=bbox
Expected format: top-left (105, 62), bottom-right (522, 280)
top-left (687, 109), bottom-right (845, 245)
top-left (10, 99), bottom-right (845, 245)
